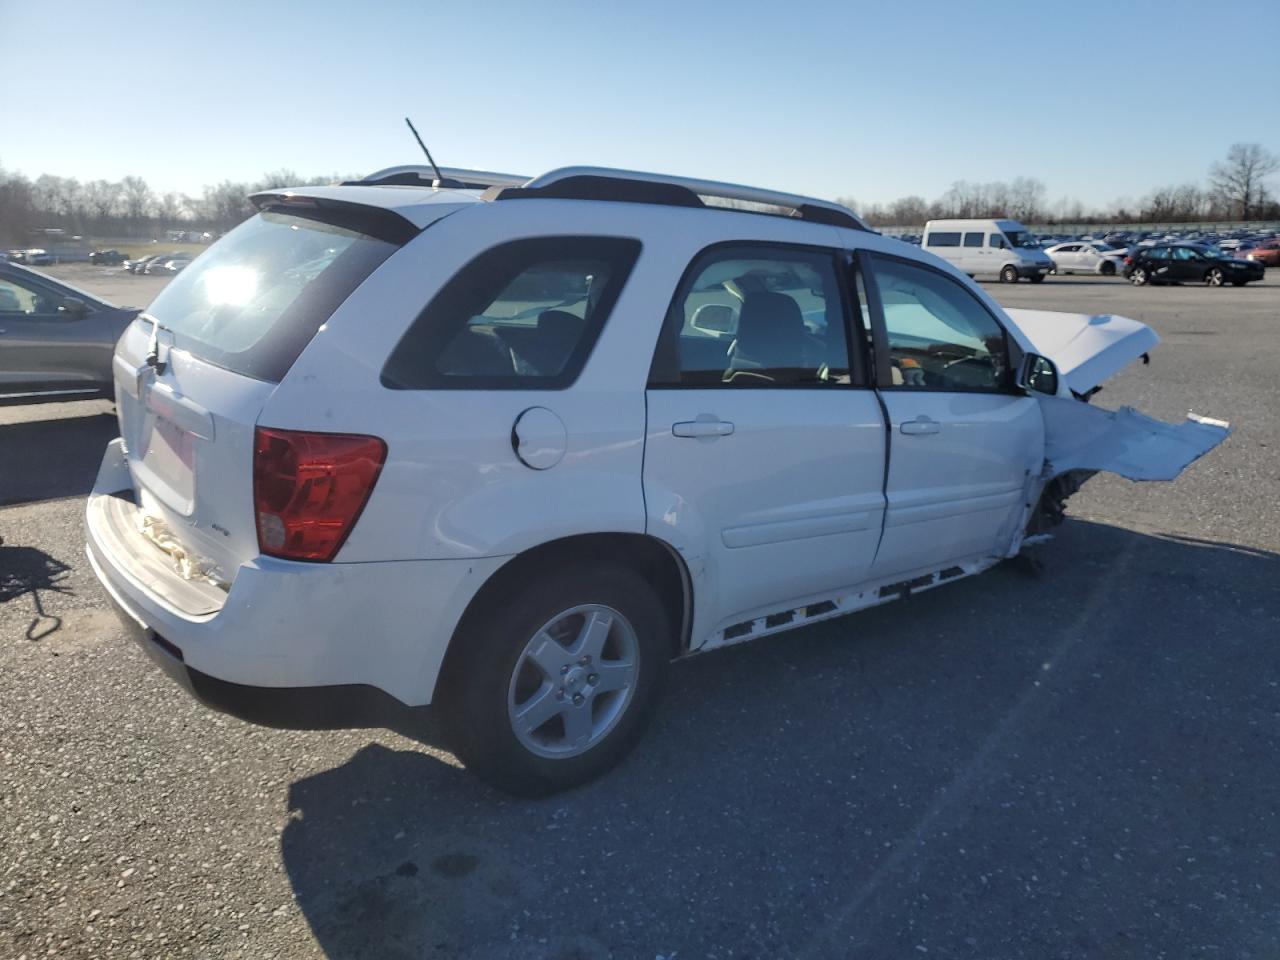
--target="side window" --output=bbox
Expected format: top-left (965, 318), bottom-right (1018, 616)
top-left (0, 277), bottom-right (49, 314)
top-left (382, 236), bottom-right (640, 390)
top-left (926, 232), bottom-right (961, 248)
top-left (651, 246), bottom-right (853, 387)
top-left (1146, 247), bottom-right (1169, 260)
top-left (989, 234), bottom-right (1007, 249)
top-left (1173, 247), bottom-right (1199, 261)
top-left (963, 232), bottom-right (984, 248)
top-left (867, 255), bottom-right (1011, 392)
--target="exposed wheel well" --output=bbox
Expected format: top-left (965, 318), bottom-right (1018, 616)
top-left (435, 533), bottom-right (692, 698)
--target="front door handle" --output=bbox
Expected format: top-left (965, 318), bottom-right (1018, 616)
top-left (900, 415), bottom-right (940, 436)
top-left (673, 418), bottom-right (735, 439)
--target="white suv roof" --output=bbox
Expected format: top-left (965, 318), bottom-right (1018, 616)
top-left (253, 164), bottom-right (871, 232)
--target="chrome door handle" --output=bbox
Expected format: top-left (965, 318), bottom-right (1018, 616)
top-left (673, 419), bottom-right (735, 439)
top-left (900, 416), bottom-right (940, 436)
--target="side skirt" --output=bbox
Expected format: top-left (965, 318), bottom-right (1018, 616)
top-left (691, 553), bottom-right (1001, 655)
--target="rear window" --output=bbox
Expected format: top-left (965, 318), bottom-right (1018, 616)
top-left (143, 209), bottom-right (403, 382)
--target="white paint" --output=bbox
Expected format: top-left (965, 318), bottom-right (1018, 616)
top-left (85, 176), bottom-right (1234, 714)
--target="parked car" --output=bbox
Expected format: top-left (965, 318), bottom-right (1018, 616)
top-left (1044, 241), bottom-right (1127, 276)
top-left (144, 252), bottom-right (193, 274)
top-left (1244, 240), bottom-right (1280, 267)
top-left (89, 249), bottom-right (127, 265)
top-left (921, 218), bottom-right (1054, 282)
top-left (124, 255), bottom-right (158, 274)
top-left (85, 165), bottom-right (1230, 795)
top-left (23, 249), bottom-right (54, 266)
top-left (1123, 243), bottom-right (1265, 286)
top-left (0, 261), bottom-right (142, 403)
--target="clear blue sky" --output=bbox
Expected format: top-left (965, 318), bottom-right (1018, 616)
top-left (3, 0), bottom-right (1277, 209)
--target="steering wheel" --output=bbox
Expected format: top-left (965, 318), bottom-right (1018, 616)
top-left (942, 355), bottom-right (996, 388)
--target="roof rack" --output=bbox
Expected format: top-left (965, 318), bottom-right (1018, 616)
top-left (348, 165), bottom-right (531, 190)
top-left (485, 166), bottom-right (869, 231)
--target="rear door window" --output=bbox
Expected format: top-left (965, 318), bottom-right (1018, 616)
top-left (381, 236), bottom-right (641, 390)
top-left (648, 244), bottom-right (858, 387)
top-left (144, 208), bottom-right (406, 382)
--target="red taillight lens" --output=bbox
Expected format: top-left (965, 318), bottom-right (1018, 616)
top-left (253, 427), bottom-right (387, 562)
top-left (1123, 256), bottom-right (1133, 265)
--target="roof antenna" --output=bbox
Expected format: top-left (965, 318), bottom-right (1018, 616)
top-left (404, 117), bottom-right (461, 188)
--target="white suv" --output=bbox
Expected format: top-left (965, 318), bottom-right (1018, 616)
top-left (86, 165), bottom-right (1230, 795)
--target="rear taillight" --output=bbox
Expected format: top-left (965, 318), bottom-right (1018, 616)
top-left (253, 427), bottom-right (387, 562)
top-left (1123, 256), bottom-right (1133, 265)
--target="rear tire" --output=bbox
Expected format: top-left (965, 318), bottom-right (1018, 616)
top-left (440, 562), bottom-right (670, 796)
top-left (1100, 261), bottom-right (1116, 276)
top-left (1000, 264), bottom-right (1019, 283)
top-left (1130, 267), bottom-right (1148, 286)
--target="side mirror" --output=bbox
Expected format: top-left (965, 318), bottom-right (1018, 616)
top-left (57, 296), bottom-right (89, 318)
top-left (1017, 353), bottom-right (1059, 395)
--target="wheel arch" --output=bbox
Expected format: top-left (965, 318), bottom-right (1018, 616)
top-left (433, 532), bottom-right (693, 701)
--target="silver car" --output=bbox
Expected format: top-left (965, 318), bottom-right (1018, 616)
top-left (1045, 241), bottom-right (1127, 276)
top-left (0, 262), bottom-right (141, 404)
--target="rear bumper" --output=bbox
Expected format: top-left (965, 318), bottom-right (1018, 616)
top-left (88, 542), bottom-right (424, 729)
top-left (85, 438), bottom-right (509, 715)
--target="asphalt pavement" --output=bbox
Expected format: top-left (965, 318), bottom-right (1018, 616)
top-left (1, 266), bottom-right (1277, 959)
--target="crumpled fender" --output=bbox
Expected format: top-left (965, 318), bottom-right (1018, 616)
top-left (1038, 396), bottom-right (1231, 482)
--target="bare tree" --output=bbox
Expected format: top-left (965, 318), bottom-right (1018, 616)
top-left (1209, 143), bottom-right (1279, 219)
top-left (84, 179), bottom-right (122, 224)
top-left (156, 192), bottom-right (186, 224)
top-left (1007, 177), bottom-right (1046, 222)
top-left (121, 175), bottom-right (154, 228)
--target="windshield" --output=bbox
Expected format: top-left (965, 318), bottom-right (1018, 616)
top-left (144, 210), bottom-right (399, 381)
top-left (1003, 230), bottom-right (1040, 249)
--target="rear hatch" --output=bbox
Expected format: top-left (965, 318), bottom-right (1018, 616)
top-left (112, 199), bottom-right (415, 586)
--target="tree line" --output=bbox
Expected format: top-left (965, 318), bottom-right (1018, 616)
top-left (2, 144), bottom-right (1276, 245)
top-left (840, 143), bottom-right (1280, 228)
top-left (0, 166), bottom-right (347, 246)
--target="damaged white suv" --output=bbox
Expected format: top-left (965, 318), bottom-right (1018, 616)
top-left (86, 165), bottom-right (1230, 795)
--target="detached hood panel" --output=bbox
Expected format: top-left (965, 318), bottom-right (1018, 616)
top-left (1039, 396), bottom-right (1231, 482)
top-left (1005, 308), bottom-right (1159, 394)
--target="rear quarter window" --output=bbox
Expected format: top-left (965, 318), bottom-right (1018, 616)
top-left (143, 209), bottom-right (403, 382)
top-left (381, 236), bottom-right (641, 390)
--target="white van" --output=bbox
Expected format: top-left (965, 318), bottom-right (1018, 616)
top-left (922, 219), bottom-right (1054, 283)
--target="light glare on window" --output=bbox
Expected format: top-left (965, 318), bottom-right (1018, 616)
top-left (200, 266), bottom-right (259, 307)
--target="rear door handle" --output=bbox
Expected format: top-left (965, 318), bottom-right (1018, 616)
top-left (673, 418), bottom-right (735, 439)
top-left (900, 415), bottom-right (940, 436)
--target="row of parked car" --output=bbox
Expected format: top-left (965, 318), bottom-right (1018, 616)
top-left (88, 249), bottom-right (195, 275)
top-left (909, 218), bottom-right (1272, 287)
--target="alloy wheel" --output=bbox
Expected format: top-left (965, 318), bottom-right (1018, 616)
top-left (506, 604), bottom-right (639, 759)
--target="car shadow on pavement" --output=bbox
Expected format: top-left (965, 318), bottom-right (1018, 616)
top-left (0, 539), bottom-right (72, 640)
top-left (280, 520), bottom-right (1280, 960)
top-left (0, 410), bottom-right (118, 507)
